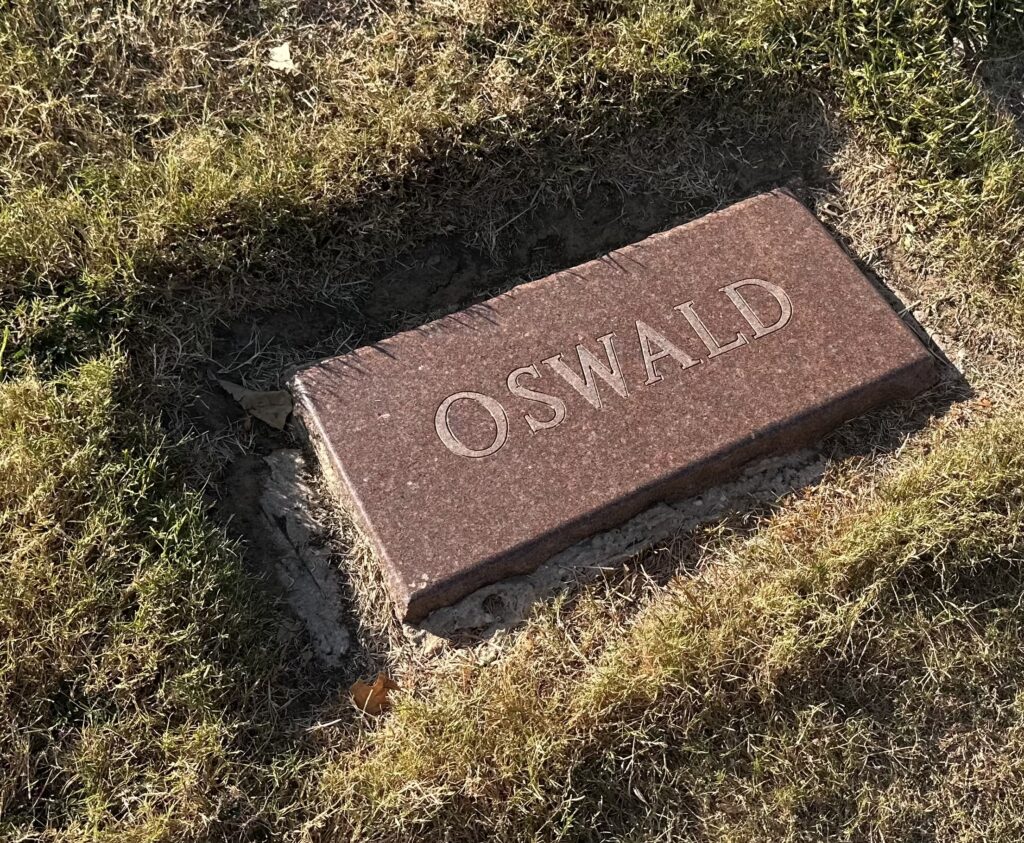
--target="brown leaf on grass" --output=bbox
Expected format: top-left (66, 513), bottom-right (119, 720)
top-left (350, 673), bottom-right (399, 715)
top-left (217, 379), bottom-right (292, 429)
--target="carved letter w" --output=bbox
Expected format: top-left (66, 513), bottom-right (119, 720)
top-left (542, 333), bottom-right (629, 410)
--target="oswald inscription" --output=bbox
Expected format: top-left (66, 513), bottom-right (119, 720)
top-left (434, 279), bottom-right (792, 458)
top-left (291, 191), bottom-right (937, 622)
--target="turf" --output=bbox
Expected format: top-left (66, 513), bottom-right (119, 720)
top-left (2, 0), bottom-right (1024, 840)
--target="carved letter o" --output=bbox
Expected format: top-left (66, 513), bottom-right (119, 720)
top-left (434, 391), bottom-right (509, 458)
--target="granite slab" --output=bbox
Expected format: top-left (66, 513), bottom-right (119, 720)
top-left (291, 190), bottom-right (938, 622)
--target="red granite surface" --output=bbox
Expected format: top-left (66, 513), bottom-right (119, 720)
top-left (291, 190), bottom-right (938, 621)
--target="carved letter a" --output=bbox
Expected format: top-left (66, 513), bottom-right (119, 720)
top-left (635, 320), bottom-right (699, 385)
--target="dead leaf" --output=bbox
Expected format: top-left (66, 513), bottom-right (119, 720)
top-left (350, 673), bottom-right (399, 715)
top-left (217, 379), bottom-right (292, 430)
top-left (266, 42), bottom-right (296, 72)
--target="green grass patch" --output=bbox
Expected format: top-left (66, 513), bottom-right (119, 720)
top-left (0, 358), bottom-right (309, 838)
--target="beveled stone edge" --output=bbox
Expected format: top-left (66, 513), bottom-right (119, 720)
top-left (292, 395), bottom-right (417, 617)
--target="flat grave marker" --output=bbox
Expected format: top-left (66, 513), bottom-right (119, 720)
top-left (291, 190), bottom-right (938, 621)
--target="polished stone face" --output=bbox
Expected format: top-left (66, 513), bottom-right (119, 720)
top-left (291, 190), bottom-right (938, 622)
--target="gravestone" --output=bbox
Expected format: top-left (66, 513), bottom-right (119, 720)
top-left (291, 190), bottom-right (938, 622)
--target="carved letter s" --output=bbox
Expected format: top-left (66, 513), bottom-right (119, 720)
top-left (507, 365), bottom-right (567, 432)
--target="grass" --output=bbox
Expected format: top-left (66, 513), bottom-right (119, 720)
top-left (2, 0), bottom-right (1024, 840)
top-left (0, 356), bottom-right (304, 838)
